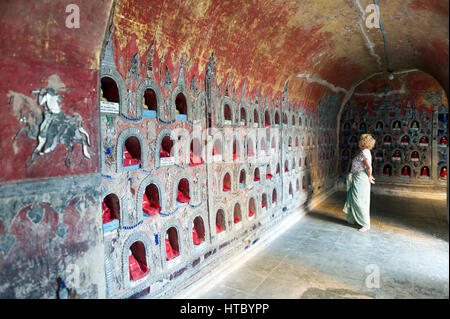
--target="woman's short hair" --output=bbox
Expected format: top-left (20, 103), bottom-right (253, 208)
top-left (359, 134), bottom-right (376, 150)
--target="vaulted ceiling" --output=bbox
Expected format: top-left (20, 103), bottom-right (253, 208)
top-left (111, 0), bottom-right (449, 97)
top-left (1, 0), bottom-right (448, 99)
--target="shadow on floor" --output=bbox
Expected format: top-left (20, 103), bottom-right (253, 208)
top-left (307, 209), bottom-right (357, 229)
top-left (317, 191), bottom-right (449, 241)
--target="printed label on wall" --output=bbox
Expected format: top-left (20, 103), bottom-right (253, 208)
top-left (100, 101), bottom-right (120, 114)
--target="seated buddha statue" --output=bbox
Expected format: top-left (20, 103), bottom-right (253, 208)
top-left (401, 167), bottom-right (409, 176)
top-left (420, 167), bottom-right (429, 177)
top-left (441, 167), bottom-right (447, 178)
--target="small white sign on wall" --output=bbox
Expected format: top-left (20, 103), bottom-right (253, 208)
top-left (100, 101), bottom-right (119, 114)
top-left (160, 157), bottom-right (175, 166)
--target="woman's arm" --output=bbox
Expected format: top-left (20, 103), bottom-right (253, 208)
top-left (363, 158), bottom-right (375, 184)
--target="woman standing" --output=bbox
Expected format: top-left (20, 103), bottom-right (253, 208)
top-left (343, 134), bottom-right (376, 232)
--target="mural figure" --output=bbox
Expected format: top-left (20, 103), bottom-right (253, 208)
top-left (9, 85), bottom-right (91, 167)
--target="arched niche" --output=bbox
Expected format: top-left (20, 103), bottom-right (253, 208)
top-left (400, 165), bottom-right (411, 178)
top-left (253, 167), bottom-right (261, 183)
top-left (253, 106), bottom-right (260, 128)
top-left (215, 208), bottom-right (227, 235)
top-left (266, 164), bottom-right (273, 180)
top-left (122, 232), bottom-right (152, 288)
top-left (192, 215), bottom-right (206, 247)
top-left (116, 128), bottom-right (147, 173)
top-left (261, 193), bottom-right (268, 210)
top-left (223, 172), bottom-right (232, 193)
top-left (102, 193), bottom-right (120, 232)
top-left (274, 110), bottom-right (280, 126)
top-left (248, 196), bottom-right (257, 219)
top-left (99, 67), bottom-right (126, 116)
top-left (190, 136), bottom-right (204, 166)
top-left (240, 106), bottom-right (247, 126)
top-left (233, 202), bottom-right (242, 225)
top-left (137, 175), bottom-right (165, 217)
top-left (174, 176), bottom-right (192, 207)
top-left (128, 241), bottom-right (150, 282)
top-left (239, 168), bottom-right (247, 189)
top-left (160, 222), bottom-right (182, 265)
top-left (264, 109), bottom-right (271, 127)
top-left (137, 79), bottom-right (162, 119)
top-left (171, 86), bottom-right (192, 122)
top-left (123, 136), bottom-right (142, 170)
top-left (272, 188), bottom-right (277, 205)
top-left (221, 97), bottom-right (234, 126)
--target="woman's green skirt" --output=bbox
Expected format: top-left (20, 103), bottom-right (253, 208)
top-left (343, 171), bottom-right (371, 229)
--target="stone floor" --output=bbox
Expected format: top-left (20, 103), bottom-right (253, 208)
top-left (193, 191), bottom-right (449, 299)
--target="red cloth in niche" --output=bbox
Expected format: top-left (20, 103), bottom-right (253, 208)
top-left (123, 146), bottom-right (132, 159)
top-left (265, 121), bottom-right (270, 127)
top-left (190, 151), bottom-right (204, 166)
top-left (254, 176), bottom-right (260, 182)
top-left (285, 168), bottom-right (289, 172)
top-left (262, 201), bottom-right (266, 208)
top-left (249, 210), bottom-right (255, 217)
top-left (177, 190), bottom-right (190, 203)
top-left (165, 239), bottom-right (180, 261)
top-left (102, 202), bottom-right (114, 224)
top-left (233, 152), bottom-right (238, 160)
top-left (441, 168), bottom-right (447, 178)
top-left (216, 224), bottom-right (224, 233)
top-left (123, 146), bottom-right (141, 166)
top-left (266, 173), bottom-right (273, 180)
top-left (192, 227), bottom-right (202, 245)
top-left (142, 193), bottom-right (161, 216)
top-left (223, 184), bottom-right (231, 192)
top-left (129, 254), bottom-right (149, 281)
top-left (160, 146), bottom-right (170, 158)
top-left (234, 216), bottom-right (241, 223)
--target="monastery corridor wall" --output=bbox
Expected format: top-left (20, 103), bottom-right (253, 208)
top-left (97, 27), bottom-right (340, 298)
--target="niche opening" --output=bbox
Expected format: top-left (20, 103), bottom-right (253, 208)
top-left (261, 193), bottom-right (267, 209)
top-left (224, 104), bottom-right (232, 124)
top-left (123, 136), bottom-right (142, 169)
top-left (254, 167), bottom-right (260, 183)
top-left (223, 173), bottom-right (231, 193)
top-left (129, 241), bottom-right (149, 281)
top-left (239, 169), bottom-right (246, 189)
top-left (165, 227), bottom-right (180, 261)
top-left (249, 198), bottom-right (256, 218)
top-left (192, 216), bottom-right (205, 246)
top-left (216, 209), bottom-right (226, 234)
top-left (266, 164), bottom-right (272, 180)
top-left (175, 93), bottom-right (187, 120)
top-left (100, 77), bottom-right (119, 103)
top-left (142, 88), bottom-right (157, 118)
top-left (176, 178), bottom-right (190, 205)
top-left (234, 203), bottom-right (242, 224)
top-left (190, 138), bottom-right (204, 166)
top-left (142, 184), bottom-right (161, 217)
top-left (102, 194), bottom-right (120, 231)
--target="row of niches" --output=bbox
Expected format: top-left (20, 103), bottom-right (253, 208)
top-left (102, 171), bottom-right (308, 238)
top-left (111, 181), bottom-right (307, 285)
top-left (118, 130), bottom-right (329, 171)
top-left (100, 75), bottom-right (332, 130)
top-left (342, 119), bottom-right (431, 134)
top-left (344, 134), bottom-right (446, 148)
top-left (340, 160), bottom-right (447, 180)
top-left (375, 164), bottom-right (447, 179)
top-left (342, 148), bottom-right (434, 162)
